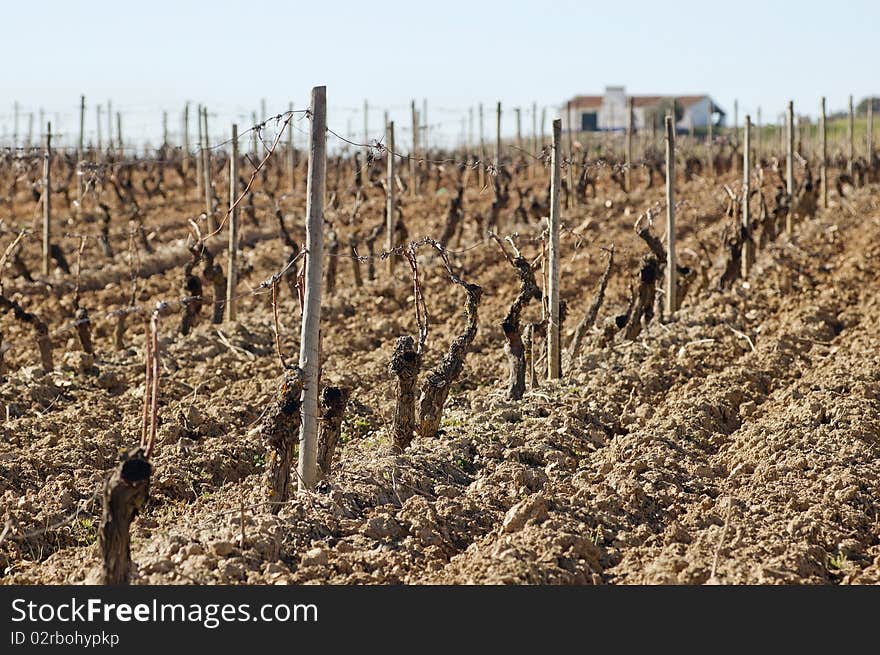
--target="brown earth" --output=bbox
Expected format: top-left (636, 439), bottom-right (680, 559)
top-left (1, 157), bottom-right (879, 585)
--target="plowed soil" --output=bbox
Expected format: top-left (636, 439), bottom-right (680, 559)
top-left (2, 160), bottom-right (879, 585)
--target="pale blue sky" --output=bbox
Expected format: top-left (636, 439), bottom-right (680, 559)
top-left (2, 0), bottom-right (876, 148)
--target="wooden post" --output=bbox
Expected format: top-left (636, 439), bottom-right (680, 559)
top-left (422, 98), bottom-right (428, 154)
top-left (786, 103), bottom-right (795, 193)
top-left (363, 99), bottom-right (370, 163)
top-left (625, 96), bottom-right (634, 192)
top-left (820, 97), bottom-right (827, 208)
top-left (756, 106), bottom-right (762, 161)
top-left (297, 85), bottom-right (327, 493)
top-left (515, 106), bottom-right (522, 153)
top-left (12, 102), bottom-right (19, 148)
top-left (96, 104), bottom-right (103, 153)
top-left (420, 98), bottom-right (431, 154)
top-left (183, 102), bottom-right (190, 173)
top-left (531, 102), bottom-right (538, 180)
top-left (707, 100), bottom-right (715, 177)
top-left (742, 115), bottom-right (752, 277)
top-left (107, 100), bottom-right (113, 152)
top-left (42, 122), bottom-right (52, 277)
top-left (250, 111), bottom-right (258, 158)
top-left (77, 95), bottom-right (85, 208)
top-left (532, 101), bottom-right (538, 154)
top-left (116, 112), bottom-right (122, 156)
top-left (226, 124), bottom-right (239, 322)
top-left (78, 95), bottom-right (85, 155)
top-left (848, 94), bottom-right (855, 177)
top-left (664, 115), bottom-right (677, 317)
top-left (410, 100), bottom-right (419, 196)
top-left (202, 107), bottom-right (214, 230)
top-left (196, 104), bottom-right (204, 199)
top-left (541, 107), bottom-right (546, 149)
top-left (496, 101), bottom-right (502, 174)
top-left (733, 99), bottom-right (738, 136)
top-left (478, 103), bottom-right (485, 187)
top-left (162, 111), bottom-right (168, 149)
top-left (566, 101), bottom-right (574, 207)
top-left (288, 101), bottom-right (296, 193)
top-left (868, 96), bottom-right (874, 164)
top-left (547, 119), bottom-right (561, 380)
top-left (386, 121), bottom-right (395, 276)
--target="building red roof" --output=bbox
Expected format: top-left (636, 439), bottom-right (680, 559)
top-left (567, 96), bottom-right (603, 109)
top-left (566, 94), bottom-right (719, 112)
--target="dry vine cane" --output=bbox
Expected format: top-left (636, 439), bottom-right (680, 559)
top-left (71, 237), bottom-right (93, 354)
top-left (98, 302), bottom-right (166, 584)
top-left (388, 245), bottom-right (426, 452)
top-left (491, 232), bottom-right (541, 400)
top-left (416, 239), bottom-right (483, 439)
top-left (567, 244), bottom-right (614, 365)
top-left (386, 237), bottom-right (484, 450)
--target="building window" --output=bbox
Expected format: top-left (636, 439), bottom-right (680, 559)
top-left (581, 112), bottom-right (597, 132)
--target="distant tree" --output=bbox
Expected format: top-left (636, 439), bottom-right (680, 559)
top-left (655, 98), bottom-right (684, 123)
top-left (856, 97), bottom-right (879, 114)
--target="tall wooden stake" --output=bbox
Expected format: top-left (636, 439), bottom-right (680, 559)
top-left (547, 119), bottom-right (561, 380)
top-left (786, 101), bottom-right (794, 233)
top-left (12, 102), bottom-right (19, 148)
top-left (532, 101), bottom-right (538, 154)
top-left (410, 100), bottom-right (419, 197)
top-left (496, 101), bottom-right (502, 173)
top-left (77, 95), bottom-right (85, 209)
top-left (386, 121), bottom-right (395, 276)
top-left (288, 101), bottom-right (296, 193)
top-left (107, 100), bottom-right (113, 152)
top-left (664, 115), bottom-right (677, 318)
top-left (848, 94), bottom-right (855, 177)
top-left (116, 113), bottom-right (122, 156)
top-left (515, 107), bottom-right (522, 153)
top-left (363, 99), bottom-right (370, 164)
top-left (742, 115), bottom-right (752, 277)
top-left (250, 111), bottom-right (258, 159)
top-left (226, 124), bottom-right (239, 322)
top-left (478, 103), bottom-right (485, 187)
top-left (96, 104), bottom-right (103, 153)
top-left (756, 106), bottom-right (762, 161)
top-left (297, 85), bottom-right (327, 493)
top-left (733, 99), bottom-right (739, 135)
top-left (183, 102), bottom-right (190, 173)
top-left (202, 107), bottom-right (214, 230)
top-left (196, 104), bottom-right (204, 199)
top-left (42, 122), bottom-right (52, 277)
top-left (820, 97), bottom-right (828, 208)
top-left (422, 98), bottom-right (428, 155)
top-left (625, 96), bottom-right (634, 192)
top-left (566, 101), bottom-right (574, 207)
top-left (540, 107), bottom-right (546, 149)
top-left (707, 100), bottom-right (715, 177)
top-left (868, 96), bottom-right (874, 164)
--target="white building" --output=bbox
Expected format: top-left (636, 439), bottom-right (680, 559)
top-left (563, 85), bottom-right (725, 133)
